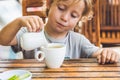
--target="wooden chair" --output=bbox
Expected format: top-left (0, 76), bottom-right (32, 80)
top-left (75, 0), bottom-right (120, 47)
top-left (99, 0), bottom-right (120, 46)
top-left (22, 0), bottom-right (47, 22)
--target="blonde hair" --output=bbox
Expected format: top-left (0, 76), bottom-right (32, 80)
top-left (47, 0), bottom-right (93, 21)
top-left (81, 0), bottom-right (93, 22)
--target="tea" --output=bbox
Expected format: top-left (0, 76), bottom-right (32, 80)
top-left (48, 45), bottom-right (63, 48)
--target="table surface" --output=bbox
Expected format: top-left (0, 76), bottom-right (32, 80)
top-left (0, 58), bottom-right (120, 80)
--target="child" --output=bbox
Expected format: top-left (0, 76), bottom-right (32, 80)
top-left (0, 0), bottom-right (119, 64)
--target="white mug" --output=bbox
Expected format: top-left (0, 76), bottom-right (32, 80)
top-left (20, 31), bottom-right (48, 51)
top-left (35, 43), bottom-right (66, 68)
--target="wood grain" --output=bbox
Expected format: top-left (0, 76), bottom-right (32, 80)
top-left (0, 58), bottom-right (120, 80)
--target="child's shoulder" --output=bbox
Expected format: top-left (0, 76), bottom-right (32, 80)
top-left (68, 31), bottom-right (90, 44)
top-left (69, 31), bottom-right (85, 39)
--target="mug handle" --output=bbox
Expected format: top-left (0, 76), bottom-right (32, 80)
top-left (35, 51), bottom-right (45, 61)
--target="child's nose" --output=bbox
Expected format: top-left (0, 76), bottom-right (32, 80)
top-left (60, 12), bottom-right (69, 22)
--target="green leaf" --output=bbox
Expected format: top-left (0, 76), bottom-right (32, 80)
top-left (8, 73), bottom-right (30, 80)
top-left (8, 75), bottom-right (19, 80)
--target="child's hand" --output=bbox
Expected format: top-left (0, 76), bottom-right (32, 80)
top-left (97, 48), bottom-right (120, 64)
top-left (18, 16), bottom-right (44, 32)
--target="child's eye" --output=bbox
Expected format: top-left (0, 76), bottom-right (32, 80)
top-left (58, 5), bottom-right (65, 11)
top-left (71, 13), bottom-right (78, 18)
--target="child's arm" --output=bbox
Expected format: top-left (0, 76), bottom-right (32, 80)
top-left (92, 48), bottom-right (120, 64)
top-left (0, 16), bottom-right (44, 46)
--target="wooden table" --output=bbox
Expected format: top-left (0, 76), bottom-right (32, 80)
top-left (0, 58), bottom-right (120, 80)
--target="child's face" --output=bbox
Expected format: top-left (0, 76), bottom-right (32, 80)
top-left (47, 0), bottom-right (85, 33)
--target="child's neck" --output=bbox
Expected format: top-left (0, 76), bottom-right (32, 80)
top-left (44, 25), bottom-right (68, 39)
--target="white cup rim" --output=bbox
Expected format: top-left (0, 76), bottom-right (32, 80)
top-left (41, 43), bottom-right (65, 49)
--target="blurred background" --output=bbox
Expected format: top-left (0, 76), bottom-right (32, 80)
top-left (0, 0), bottom-right (22, 59)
